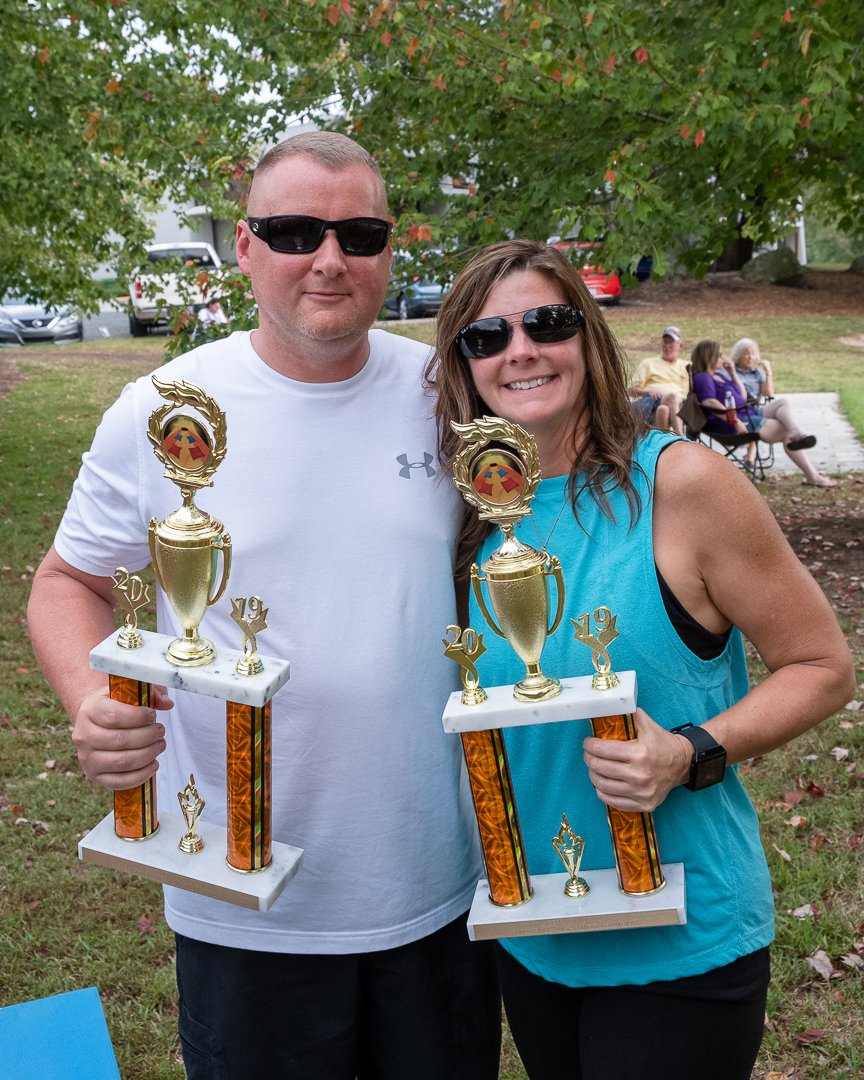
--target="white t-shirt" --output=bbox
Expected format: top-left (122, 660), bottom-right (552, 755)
top-left (55, 330), bottom-right (481, 954)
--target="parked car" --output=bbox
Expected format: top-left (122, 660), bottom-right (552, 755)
top-left (548, 237), bottom-right (622, 305)
top-left (0, 295), bottom-right (83, 343)
top-left (0, 309), bottom-right (24, 346)
top-left (382, 277), bottom-right (447, 320)
top-left (128, 242), bottom-right (222, 336)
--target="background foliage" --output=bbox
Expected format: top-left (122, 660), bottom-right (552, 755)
top-left (4, 0), bottom-right (862, 308)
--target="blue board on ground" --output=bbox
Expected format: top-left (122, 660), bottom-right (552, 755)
top-left (0, 986), bottom-right (120, 1080)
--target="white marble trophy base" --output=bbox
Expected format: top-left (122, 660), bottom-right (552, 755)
top-left (443, 670), bottom-right (637, 732)
top-left (90, 628), bottom-right (291, 707)
top-left (467, 862), bottom-right (686, 941)
top-left (78, 812), bottom-right (303, 912)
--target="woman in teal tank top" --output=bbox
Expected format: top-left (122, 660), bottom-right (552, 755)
top-left (427, 240), bottom-right (854, 1080)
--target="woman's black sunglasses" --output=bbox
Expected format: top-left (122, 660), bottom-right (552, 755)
top-left (247, 215), bottom-right (392, 256)
top-left (455, 304), bottom-right (585, 360)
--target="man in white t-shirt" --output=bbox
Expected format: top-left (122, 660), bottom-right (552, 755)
top-left (629, 325), bottom-right (689, 434)
top-left (27, 133), bottom-right (500, 1078)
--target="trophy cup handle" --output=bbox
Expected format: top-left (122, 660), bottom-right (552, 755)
top-left (545, 554), bottom-right (565, 636)
top-left (148, 518), bottom-right (168, 593)
top-left (470, 565), bottom-right (506, 639)
top-left (207, 533), bottom-right (233, 607)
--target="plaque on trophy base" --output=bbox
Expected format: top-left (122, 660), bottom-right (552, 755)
top-left (465, 862), bottom-right (686, 941)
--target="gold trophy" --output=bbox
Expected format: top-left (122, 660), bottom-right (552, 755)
top-left (442, 625), bottom-right (488, 706)
top-left (451, 417), bottom-right (564, 702)
top-left (552, 814), bottom-right (590, 898)
top-left (147, 378), bottom-right (232, 666)
top-left (178, 774), bottom-right (206, 854)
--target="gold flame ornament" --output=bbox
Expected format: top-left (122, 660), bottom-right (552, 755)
top-left (552, 814), bottom-right (590, 898)
top-left (452, 417), bottom-right (564, 702)
top-left (147, 378), bottom-right (232, 667)
top-left (230, 596), bottom-right (268, 677)
top-left (571, 606), bottom-right (620, 690)
top-left (177, 774), bottom-right (206, 854)
top-left (442, 625), bottom-right (488, 706)
top-left (112, 567), bottom-right (150, 650)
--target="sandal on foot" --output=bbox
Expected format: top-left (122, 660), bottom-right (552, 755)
top-left (787, 434), bottom-right (817, 451)
top-left (802, 476), bottom-right (838, 488)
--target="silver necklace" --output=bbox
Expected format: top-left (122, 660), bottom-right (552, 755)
top-left (526, 487), bottom-right (570, 553)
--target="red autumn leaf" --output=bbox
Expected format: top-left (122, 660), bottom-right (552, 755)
top-left (15, 667), bottom-right (29, 674)
top-left (806, 779), bottom-right (825, 798)
top-left (604, 55), bottom-right (617, 74)
top-left (381, 30), bottom-right (392, 47)
top-left (800, 113), bottom-right (812, 129)
top-left (431, 75), bottom-right (447, 90)
top-left (406, 35), bottom-right (420, 58)
top-left (104, 77), bottom-right (122, 94)
top-left (37, 46), bottom-right (50, 64)
top-left (339, 0), bottom-right (352, 14)
top-left (634, 47), bottom-right (649, 64)
top-left (549, 69), bottom-right (562, 82)
top-left (680, 124), bottom-right (691, 140)
top-left (325, 5), bottom-right (340, 26)
top-left (694, 129), bottom-right (705, 146)
top-left (783, 789), bottom-right (804, 805)
top-left (10, 805), bottom-right (25, 815)
top-left (782, 8), bottom-right (791, 23)
top-left (761, 58), bottom-right (771, 70)
top-left (795, 1029), bottom-right (826, 1043)
top-left (137, 912), bottom-right (155, 932)
top-left (605, 168), bottom-right (616, 183)
top-left (585, 12), bottom-right (593, 26)
top-left (801, 96), bottom-right (810, 107)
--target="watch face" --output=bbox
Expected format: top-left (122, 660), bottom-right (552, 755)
top-left (692, 751), bottom-right (726, 790)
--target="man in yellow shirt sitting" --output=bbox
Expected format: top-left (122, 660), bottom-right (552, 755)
top-left (630, 326), bottom-right (689, 435)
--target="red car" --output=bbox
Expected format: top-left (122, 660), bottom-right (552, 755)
top-left (549, 237), bottom-right (622, 305)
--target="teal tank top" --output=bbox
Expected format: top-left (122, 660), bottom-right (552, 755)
top-left (470, 430), bottom-right (774, 987)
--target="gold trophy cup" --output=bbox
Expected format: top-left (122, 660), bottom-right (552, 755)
top-left (147, 378), bottom-right (232, 667)
top-left (452, 417), bottom-right (564, 702)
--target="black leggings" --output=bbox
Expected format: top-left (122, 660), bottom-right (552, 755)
top-left (497, 944), bottom-right (769, 1080)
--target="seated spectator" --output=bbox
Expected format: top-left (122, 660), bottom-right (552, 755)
top-left (691, 339), bottom-right (837, 488)
top-left (198, 297), bottom-right (229, 328)
top-left (630, 326), bottom-right (689, 434)
top-left (731, 337), bottom-right (773, 403)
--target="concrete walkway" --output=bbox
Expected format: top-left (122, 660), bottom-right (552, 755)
top-left (715, 392), bottom-right (864, 476)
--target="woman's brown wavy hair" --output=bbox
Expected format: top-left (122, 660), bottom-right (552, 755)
top-left (425, 239), bottom-right (647, 579)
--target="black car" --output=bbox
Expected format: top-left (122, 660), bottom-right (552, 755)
top-left (383, 278), bottom-right (447, 320)
top-left (1, 296), bottom-right (83, 343)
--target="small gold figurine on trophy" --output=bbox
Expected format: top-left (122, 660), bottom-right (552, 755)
top-left (442, 625), bottom-right (488, 706)
top-left (552, 814), bottom-right (590, 898)
top-left (451, 417), bottom-right (565, 702)
top-left (112, 567), bottom-right (150, 650)
top-left (231, 596), bottom-right (268, 677)
top-left (572, 606), bottom-right (620, 690)
top-left (178, 774), bottom-right (206, 854)
top-left (147, 378), bottom-right (232, 667)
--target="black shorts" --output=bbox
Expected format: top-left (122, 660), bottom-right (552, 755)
top-left (175, 914), bottom-right (501, 1079)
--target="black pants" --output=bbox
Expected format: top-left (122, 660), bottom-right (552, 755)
top-left (497, 944), bottom-right (769, 1080)
top-left (175, 915), bottom-right (500, 1079)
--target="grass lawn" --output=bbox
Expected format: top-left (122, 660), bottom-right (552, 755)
top-left (0, 310), bottom-right (861, 1078)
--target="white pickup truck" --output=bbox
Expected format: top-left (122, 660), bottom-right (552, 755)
top-left (128, 242), bottom-right (222, 336)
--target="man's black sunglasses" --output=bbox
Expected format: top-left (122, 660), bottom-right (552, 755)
top-left (455, 304), bottom-right (585, 360)
top-left (247, 215), bottom-right (392, 256)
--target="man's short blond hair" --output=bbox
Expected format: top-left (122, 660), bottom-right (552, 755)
top-left (255, 131), bottom-right (385, 187)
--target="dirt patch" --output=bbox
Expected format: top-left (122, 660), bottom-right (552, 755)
top-left (0, 352), bottom-right (25, 399)
top-left (627, 268), bottom-right (864, 319)
top-left (763, 478), bottom-right (864, 625)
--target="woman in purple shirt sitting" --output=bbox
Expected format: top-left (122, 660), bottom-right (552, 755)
top-left (691, 340), bottom-right (837, 487)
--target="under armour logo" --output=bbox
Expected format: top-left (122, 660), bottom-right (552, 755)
top-left (397, 452), bottom-right (436, 479)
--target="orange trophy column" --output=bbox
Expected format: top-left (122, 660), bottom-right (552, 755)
top-left (573, 607), bottom-right (665, 896)
top-left (226, 597), bottom-right (273, 873)
top-left (444, 626), bottom-right (532, 907)
top-left (108, 569), bottom-right (159, 840)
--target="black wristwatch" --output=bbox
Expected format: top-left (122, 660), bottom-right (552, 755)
top-left (671, 723), bottom-right (727, 791)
